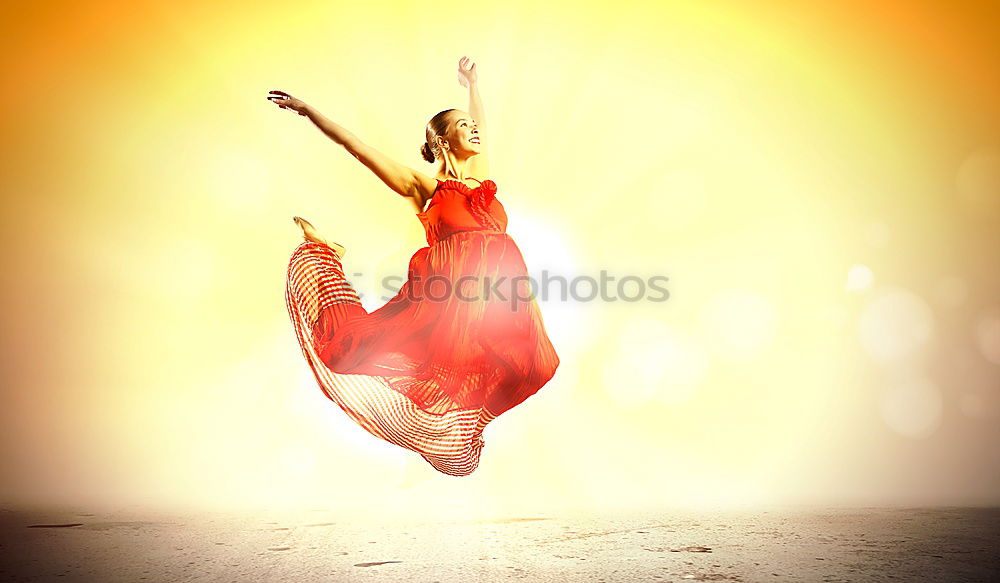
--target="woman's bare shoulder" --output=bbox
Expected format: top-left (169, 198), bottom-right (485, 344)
top-left (408, 172), bottom-right (439, 212)
top-left (412, 172), bottom-right (439, 196)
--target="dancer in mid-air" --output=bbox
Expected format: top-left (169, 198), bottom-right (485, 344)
top-left (271, 56), bottom-right (560, 476)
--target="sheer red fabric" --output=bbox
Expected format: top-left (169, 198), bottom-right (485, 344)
top-left (285, 179), bottom-right (560, 475)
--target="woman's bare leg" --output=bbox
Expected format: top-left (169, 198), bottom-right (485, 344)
top-left (293, 216), bottom-right (347, 258)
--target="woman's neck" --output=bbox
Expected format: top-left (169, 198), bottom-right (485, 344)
top-left (440, 156), bottom-right (471, 182)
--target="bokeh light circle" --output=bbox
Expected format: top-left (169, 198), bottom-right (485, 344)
top-left (845, 263), bottom-right (874, 292)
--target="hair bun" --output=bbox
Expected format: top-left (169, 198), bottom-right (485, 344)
top-left (419, 143), bottom-right (435, 163)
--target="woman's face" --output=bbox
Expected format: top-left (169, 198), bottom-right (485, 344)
top-left (441, 111), bottom-right (481, 157)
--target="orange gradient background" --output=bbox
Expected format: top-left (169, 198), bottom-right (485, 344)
top-left (1, 0), bottom-right (998, 518)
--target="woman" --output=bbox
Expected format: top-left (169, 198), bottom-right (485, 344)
top-left (270, 57), bottom-right (560, 476)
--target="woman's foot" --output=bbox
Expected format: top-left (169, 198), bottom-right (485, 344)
top-left (293, 216), bottom-right (346, 258)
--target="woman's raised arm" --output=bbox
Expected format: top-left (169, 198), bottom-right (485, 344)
top-left (457, 57), bottom-right (490, 179)
top-left (268, 90), bottom-right (429, 202)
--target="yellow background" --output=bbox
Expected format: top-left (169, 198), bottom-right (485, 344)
top-left (1, 0), bottom-right (998, 518)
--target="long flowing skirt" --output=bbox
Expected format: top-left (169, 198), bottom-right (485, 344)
top-left (284, 232), bottom-right (559, 476)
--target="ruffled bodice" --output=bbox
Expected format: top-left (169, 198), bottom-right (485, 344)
top-left (416, 179), bottom-right (508, 246)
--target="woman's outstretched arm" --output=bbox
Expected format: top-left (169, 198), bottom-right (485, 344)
top-left (457, 57), bottom-right (490, 179)
top-left (268, 90), bottom-right (429, 202)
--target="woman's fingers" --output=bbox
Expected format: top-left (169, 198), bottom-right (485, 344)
top-left (457, 56), bottom-right (475, 86)
top-left (267, 90), bottom-right (306, 114)
top-left (457, 56), bottom-right (476, 74)
top-left (269, 98), bottom-right (296, 111)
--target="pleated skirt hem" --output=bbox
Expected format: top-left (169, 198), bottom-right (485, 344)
top-left (285, 241), bottom-right (496, 476)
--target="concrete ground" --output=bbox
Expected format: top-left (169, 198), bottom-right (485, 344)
top-left (1, 505), bottom-right (997, 582)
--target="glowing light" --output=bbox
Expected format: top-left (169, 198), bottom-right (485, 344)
top-left (880, 376), bottom-right (943, 439)
top-left (509, 214), bottom-right (593, 362)
top-left (845, 263), bottom-right (874, 292)
top-left (703, 290), bottom-right (777, 358)
top-left (508, 212), bottom-right (579, 279)
top-left (975, 309), bottom-right (1000, 365)
top-left (859, 287), bottom-right (933, 363)
top-left (9, 0), bottom-right (999, 513)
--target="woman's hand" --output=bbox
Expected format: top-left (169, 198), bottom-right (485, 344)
top-left (267, 90), bottom-right (310, 116)
top-left (456, 56), bottom-right (478, 88)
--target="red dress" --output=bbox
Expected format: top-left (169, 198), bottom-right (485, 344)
top-left (285, 178), bottom-right (560, 476)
